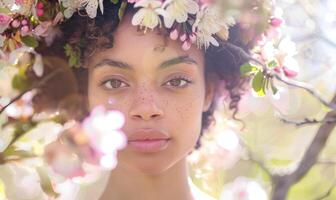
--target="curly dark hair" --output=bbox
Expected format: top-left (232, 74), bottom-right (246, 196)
top-left (35, 1), bottom-right (258, 149)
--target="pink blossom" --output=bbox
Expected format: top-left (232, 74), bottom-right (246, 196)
top-left (21, 25), bottom-right (30, 33)
top-left (182, 41), bottom-right (191, 50)
top-left (36, 9), bottom-right (44, 17)
top-left (189, 33), bottom-right (197, 43)
top-left (82, 106), bottom-right (127, 169)
top-left (5, 90), bottom-right (36, 119)
top-left (44, 106), bottom-right (127, 178)
top-left (21, 19), bottom-right (28, 25)
top-left (270, 17), bottom-right (283, 27)
top-left (220, 177), bottom-right (268, 200)
top-left (283, 66), bottom-right (298, 78)
top-left (36, 2), bottom-right (44, 9)
top-left (11, 19), bottom-right (21, 28)
top-left (44, 139), bottom-right (86, 179)
top-left (82, 105), bottom-right (127, 156)
top-left (33, 20), bottom-right (63, 46)
top-left (0, 14), bottom-right (12, 33)
top-left (200, 0), bottom-right (215, 5)
top-left (15, 0), bottom-right (24, 4)
top-left (170, 29), bottom-right (179, 40)
top-left (180, 33), bottom-right (187, 41)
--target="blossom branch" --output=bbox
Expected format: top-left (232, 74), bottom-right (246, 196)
top-left (0, 68), bottom-right (66, 162)
top-left (224, 42), bottom-right (336, 110)
top-left (273, 74), bottom-right (336, 110)
top-left (224, 41), bottom-right (336, 199)
top-left (0, 68), bottom-right (65, 115)
top-left (278, 116), bottom-right (336, 127)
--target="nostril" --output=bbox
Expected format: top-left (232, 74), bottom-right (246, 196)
top-left (151, 113), bottom-right (160, 118)
top-left (131, 112), bottom-right (162, 121)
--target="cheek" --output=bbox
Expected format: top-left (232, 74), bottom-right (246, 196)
top-left (88, 77), bottom-right (118, 111)
top-left (169, 92), bottom-right (204, 142)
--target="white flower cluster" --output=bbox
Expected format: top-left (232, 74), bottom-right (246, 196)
top-left (131, 0), bottom-right (235, 50)
top-left (61, 0), bottom-right (234, 50)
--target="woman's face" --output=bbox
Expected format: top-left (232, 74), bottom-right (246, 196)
top-left (87, 14), bottom-right (214, 175)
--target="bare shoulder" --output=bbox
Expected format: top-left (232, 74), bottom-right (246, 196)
top-left (188, 178), bottom-right (217, 200)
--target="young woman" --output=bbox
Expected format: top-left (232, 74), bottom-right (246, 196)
top-left (36, 1), bottom-right (251, 199)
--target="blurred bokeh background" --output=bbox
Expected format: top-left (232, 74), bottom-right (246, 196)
top-left (189, 0), bottom-right (336, 199)
top-left (1, 0), bottom-right (336, 200)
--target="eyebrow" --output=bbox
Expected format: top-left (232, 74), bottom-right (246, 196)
top-left (93, 55), bottom-right (198, 70)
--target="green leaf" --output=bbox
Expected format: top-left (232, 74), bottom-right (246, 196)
top-left (240, 63), bottom-right (252, 75)
top-left (118, 1), bottom-right (127, 21)
top-left (4, 149), bottom-right (34, 158)
top-left (11, 73), bottom-right (31, 92)
top-left (267, 60), bottom-right (279, 68)
top-left (36, 167), bottom-right (60, 198)
top-left (69, 54), bottom-right (78, 67)
top-left (64, 44), bottom-right (80, 68)
top-left (111, 0), bottom-right (119, 4)
top-left (0, 7), bottom-right (11, 14)
top-left (252, 71), bottom-right (266, 96)
top-left (240, 63), bottom-right (258, 75)
top-left (64, 44), bottom-right (73, 57)
top-left (21, 36), bottom-right (39, 48)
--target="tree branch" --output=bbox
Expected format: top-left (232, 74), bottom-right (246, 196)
top-left (314, 181), bottom-right (336, 200)
top-left (279, 116), bottom-right (336, 127)
top-left (274, 74), bottom-right (336, 110)
top-left (271, 93), bottom-right (336, 200)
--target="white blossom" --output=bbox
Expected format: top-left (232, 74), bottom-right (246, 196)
top-left (132, 0), bottom-right (164, 31)
top-left (220, 177), bottom-right (268, 200)
top-left (161, 0), bottom-right (199, 28)
top-left (193, 5), bottom-right (235, 49)
top-left (61, 0), bottom-right (104, 18)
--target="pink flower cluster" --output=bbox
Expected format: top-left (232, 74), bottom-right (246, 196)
top-left (44, 106), bottom-right (127, 179)
top-left (253, 15), bottom-right (299, 78)
top-left (0, 14), bottom-right (12, 34)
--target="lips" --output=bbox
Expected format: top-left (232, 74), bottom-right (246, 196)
top-left (127, 129), bottom-right (171, 153)
top-left (127, 129), bottom-right (170, 142)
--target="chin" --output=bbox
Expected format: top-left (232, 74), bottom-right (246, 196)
top-left (122, 155), bottom-right (178, 175)
top-left (115, 149), bottom-right (184, 176)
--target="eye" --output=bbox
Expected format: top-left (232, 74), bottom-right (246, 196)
top-left (164, 76), bottom-right (193, 88)
top-left (101, 78), bottom-right (129, 90)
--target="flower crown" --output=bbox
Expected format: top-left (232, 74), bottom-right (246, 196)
top-left (0, 0), bottom-right (236, 67)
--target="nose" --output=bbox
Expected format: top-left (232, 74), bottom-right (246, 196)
top-left (129, 89), bottom-right (164, 121)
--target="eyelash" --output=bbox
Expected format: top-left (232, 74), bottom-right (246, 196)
top-left (164, 75), bottom-right (193, 88)
top-left (100, 75), bottom-right (193, 90)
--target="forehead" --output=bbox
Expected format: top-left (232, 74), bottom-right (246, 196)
top-left (87, 13), bottom-right (204, 70)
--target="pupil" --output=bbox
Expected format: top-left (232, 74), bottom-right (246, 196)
top-left (111, 80), bottom-right (121, 88)
top-left (171, 79), bottom-right (181, 86)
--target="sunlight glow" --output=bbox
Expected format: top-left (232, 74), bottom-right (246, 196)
top-left (216, 130), bottom-right (239, 151)
top-left (100, 154), bottom-right (117, 169)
